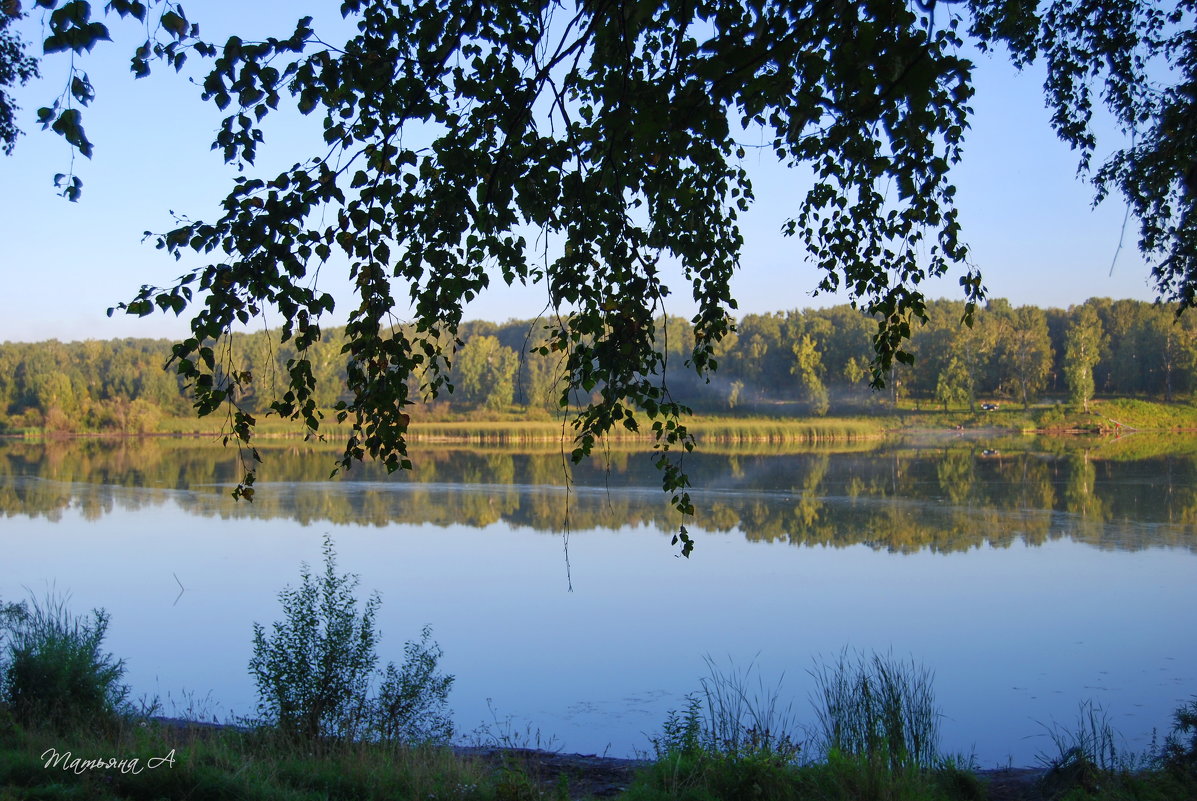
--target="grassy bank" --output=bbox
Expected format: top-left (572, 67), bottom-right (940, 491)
top-left (1086, 398), bottom-right (1197, 431)
top-left (867, 397), bottom-right (1197, 436)
top-left (0, 720), bottom-right (501, 801)
top-left (10, 397), bottom-right (1197, 444)
top-left (4, 684), bottom-right (1196, 801)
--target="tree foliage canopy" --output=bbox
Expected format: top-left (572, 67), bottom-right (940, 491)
top-left (0, 2), bottom-right (39, 155)
top-left (4, 0), bottom-right (1196, 551)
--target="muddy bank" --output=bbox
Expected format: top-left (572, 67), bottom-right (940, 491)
top-left (455, 745), bottom-right (1049, 801)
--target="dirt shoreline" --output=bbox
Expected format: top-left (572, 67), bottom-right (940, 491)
top-left (452, 745), bottom-right (1049, 801)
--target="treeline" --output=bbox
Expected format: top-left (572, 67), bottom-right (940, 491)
top-left (707, 297), bottom-right (1197, 413)
top-left (1, 298), bottom-right (1195, 432)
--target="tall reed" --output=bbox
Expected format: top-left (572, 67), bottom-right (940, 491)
top-left (810, 649), bottom-right (941, 772)
top-left (698, 656), bottom-right (802, 762)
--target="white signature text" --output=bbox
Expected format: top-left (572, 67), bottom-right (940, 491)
top-left (41, 747), bottom-right (176, 775)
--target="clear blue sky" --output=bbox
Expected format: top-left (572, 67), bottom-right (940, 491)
top-left (0, 4), bottom-right (1159, 344)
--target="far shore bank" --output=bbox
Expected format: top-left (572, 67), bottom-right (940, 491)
top-left (4, 397), bottom-right (1197, 445)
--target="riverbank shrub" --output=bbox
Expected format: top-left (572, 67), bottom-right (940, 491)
top-left (1163, 697), bottom-right (1197, 780)
top-left (250, 536), bottom-right (380, 741)
top-left (0, 591), bottom-right (128, 731)
top-left (374, 625), bottom-right (454, 743)
top-left (1031, 698), bottom-right (1197, 800)
top-left (249, 536), bottom-right (453, 745)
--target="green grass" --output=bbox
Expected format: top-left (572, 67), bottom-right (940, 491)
top-left (1031, 698), bottom-right (1197, 801)
top-left (1088, 398), bottom-right (1197, 431)
top-left (23, 400), bottom-right (1197, 445)
top-left (0, 719), bottom-right (505, 801)
top-left (624, 652), bottom-right (987, 801)
top-left (883, 397), bottom-right (1197, 437)
top-left (623, 735), bottom-right (986, 801)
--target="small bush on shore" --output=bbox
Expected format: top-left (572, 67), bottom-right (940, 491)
top-left (1030, 698), bottom-right (1197, 801)
top-left (1162, 696), bottom-right (1197, 780)
top-left (249, 536), bottom-right (454, 745)
top-left (375, 625), bottom-right (454, 743)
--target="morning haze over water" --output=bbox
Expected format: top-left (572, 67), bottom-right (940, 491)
top-left (3, 436), bottom-right (1195, 765)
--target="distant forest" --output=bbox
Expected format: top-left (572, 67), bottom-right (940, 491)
top-left (2, 297), bottom-right (1195, 433)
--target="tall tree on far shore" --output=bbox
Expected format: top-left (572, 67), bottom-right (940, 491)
top-left (1065, 305), bottom-right (1106, 413)
top-left (935, 355), bottom-right (974, 412)
top-left (1140, 307), bottom-right (1197, 401)
top-left (791, 334), bottom-right (829, 416)
top-left (452, 335), bottom-right (518, 412)
top-left (1000, 306), bottom-right (1054, 410)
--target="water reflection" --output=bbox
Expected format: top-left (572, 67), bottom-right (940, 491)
top-left (2, 436), bottom-right (1196, 552)
top-left (3, 435), bottom-right (1196, 765)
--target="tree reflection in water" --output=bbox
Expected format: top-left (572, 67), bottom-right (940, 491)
top-left (1, 436), bottom-right (1195, 552)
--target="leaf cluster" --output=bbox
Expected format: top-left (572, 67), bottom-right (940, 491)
top-left (30, 0), bottom-right (211, 197)
top-left (970, 0), bottom-right (1197, 307)
top-left (0, 3), bottom-right (38, 156)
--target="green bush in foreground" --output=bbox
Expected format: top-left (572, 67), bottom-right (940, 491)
top-left (374, 625), bottom-right (454, 744)
top-left (0, 591), bottom-right (128, 731)
top-left (1163, 696), bottom-right (1197, 780)
top-left (249, 536), bottom-right (454, 745)
top-left (1030, 698), bottom-right (1197, 801)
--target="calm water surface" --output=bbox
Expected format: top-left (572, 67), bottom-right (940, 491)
top-left (2, 436), bottom-right (1195, 766)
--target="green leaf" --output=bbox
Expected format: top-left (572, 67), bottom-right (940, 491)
top-left (43, 34), bottom-right (69, 54)
top-left (83, 22), bottom-right (109, 50)
top-left (160, 9), bottom-right (186, 37)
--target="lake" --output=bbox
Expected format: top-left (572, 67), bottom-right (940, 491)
top-left (2, 434), bottom-right (1195, 766)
